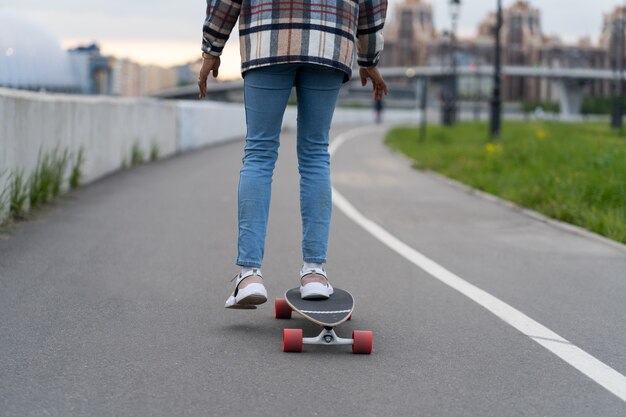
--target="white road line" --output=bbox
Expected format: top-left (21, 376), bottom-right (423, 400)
top-left (329, 127), bottom-right (626, 403)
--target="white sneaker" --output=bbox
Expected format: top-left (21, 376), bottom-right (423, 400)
top-left (224, 268), bottom-right (268, 309)
top-left (299, 266), bottom-right (334, 300)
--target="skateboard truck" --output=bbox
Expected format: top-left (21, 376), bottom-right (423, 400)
top-left (304, 328), bottom-right (353, 346)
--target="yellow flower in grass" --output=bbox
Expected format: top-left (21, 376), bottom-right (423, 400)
top-left (535, 128), bottom-right (548, 140)
top-left (485, 143), bottom-right (503, 155)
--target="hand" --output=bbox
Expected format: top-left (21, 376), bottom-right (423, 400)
top-left (198, 55), bottom-right (221, 99)
top-left (359, 67), bottom-right (388, 101)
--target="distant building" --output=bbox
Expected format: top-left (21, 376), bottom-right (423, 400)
top-left (140, 65), bottom-right (178, 96)
top-left (382, 0), bottom-right (623, 102)
top-left (1, 11), bottom-right (191, 97)
top-left (111, 58), bottom-right (142, 97)
top-left (383, 0), bottom-right (436, 66)
top-left (600, 6), bottom-right (626, 70)
top-left (175, 64), bottom-right (195, 87)
top-left (68, 43), bottom-right (114, 95)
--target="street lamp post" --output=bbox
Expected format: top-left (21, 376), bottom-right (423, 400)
top-left (489, 0), bottom-right (503, 138)
top-left (472, 62), bottom-right (481, 121)
top-left (611, 1), bottom-right (625, 130)
top-left (442, 0), bottom-right (461, 126)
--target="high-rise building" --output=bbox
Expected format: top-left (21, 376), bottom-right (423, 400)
top-left (381, 0), bottom-right (618, 102)
top-left (111, 58), bottom-right (142, 97)
top-left (477, 1), bottom-right (543, 100)
top-left (599, 6), bottom-right (626, 70)
top-left (382, 0), bottom-right (436, 66)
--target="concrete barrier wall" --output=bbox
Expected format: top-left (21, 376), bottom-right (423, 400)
top-left (0, 87), bottom-right (419, 222)
top-left (177, 101), bottom-right (247, 151)
top-left (0, 88), bottom-right (178, 185)
top-left (0, 88), bottom-right (176, 220)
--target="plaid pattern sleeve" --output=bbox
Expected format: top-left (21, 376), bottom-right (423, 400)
top-left (202, 0), bottom-right (242, 56)
top-left (356, 0), bottom-right (387, 67)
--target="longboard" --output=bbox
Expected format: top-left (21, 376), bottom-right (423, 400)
top-left (275, 288), bottom-right (372, 354)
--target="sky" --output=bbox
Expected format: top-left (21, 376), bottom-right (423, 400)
top-left (2, 0), bottom-right (623, 78)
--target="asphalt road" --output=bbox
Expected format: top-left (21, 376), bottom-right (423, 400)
top-left (1, 124), bottom-right (625, 417)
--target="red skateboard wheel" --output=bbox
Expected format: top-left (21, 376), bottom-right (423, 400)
top-left (275, 298), bottom-right (292, 319)
top-left (283, 329), bottom-right (303, 352)
top-left (352, 330), bottom-right (373, 354)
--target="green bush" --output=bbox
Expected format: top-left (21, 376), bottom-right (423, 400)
top-left (521, 100), bottom-right (560, 114)
top-left (70, 147), bottom-right (84, 189)
top-left (150, 142), bottom-right (160, 162)
top-left (50, 149), bottom-right (69, 198)
top-left (0, 170), bottom-right (8, 224)
top-left (131, 142), bottom-right (145, 166)
top-left (29, 151), bottom-right (51, 209)
top-left (10, 168), bottom-right (28, 219)
top-left (28, 147), bottom-right (72, 209)
top-left (581, 96), bottom-right (625, 115)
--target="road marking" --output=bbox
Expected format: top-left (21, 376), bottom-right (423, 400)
top-left (329, 127), bottom-right (626, 403)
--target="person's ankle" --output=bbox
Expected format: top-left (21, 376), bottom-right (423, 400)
top-left (303, 262), bottom-right (323, 271)
top-left (239, 267), bottom-right (263, 289)
top-left (301, 274), bottom-right (327, 285)
top-left (301, 263), bottom-right (327, 285)
top-left (240, 275), bottom-right (263, 288)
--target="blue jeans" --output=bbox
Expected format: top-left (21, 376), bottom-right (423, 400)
top-left (236, 64), bottom-right (344, 268)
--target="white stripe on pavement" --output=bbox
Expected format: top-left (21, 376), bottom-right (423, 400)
top-left (329, 127), bottom-right (626, 403)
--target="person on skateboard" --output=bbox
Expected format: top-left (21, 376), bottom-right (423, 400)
top-left (197, 0), bottom-right (388, 309)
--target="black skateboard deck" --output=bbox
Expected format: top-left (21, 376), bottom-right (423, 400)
top-left (275, 288), bottom-right (372, 354)
top-left (284, 288), bottom-right (354, 327)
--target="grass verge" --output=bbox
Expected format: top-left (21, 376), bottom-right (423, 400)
top-left (385, 121), bottom-right (626, 244)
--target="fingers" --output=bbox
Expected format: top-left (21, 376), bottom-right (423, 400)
top-left (198, 71), bottom-right (208, 99)
top-left (360, 68), bottom-right (388, 100)
top-left (374, 86), bottom-right (382, 101)
top-left (371, 80), bottom-right (388, 101)
top-left (198, 79), bottom-right (206, 99)
top-left (376, 74), bottom-right (388, 95)
top-left (212, 58), bottom-right (221, 78)
top-left (198, 57), bottom-right (220, 98)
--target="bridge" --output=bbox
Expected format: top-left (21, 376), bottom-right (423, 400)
top-left (155, 65), bottom-right (622, 118)
top-left (381, 65), bottom-right (623, 80)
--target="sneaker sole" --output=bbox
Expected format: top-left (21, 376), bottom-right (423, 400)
top-left (237, 293), bottom-right (268, 305)
top-left (300, 282), bottom-right (333, 300)
top-left (225, 303), bottom-right (257, 310)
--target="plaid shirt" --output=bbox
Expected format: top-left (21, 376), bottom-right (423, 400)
top-left (202, 0), bottom-right (387, 81)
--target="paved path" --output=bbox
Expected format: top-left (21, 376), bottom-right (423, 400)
top-left (1, 124), bottom-right (625, 416)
